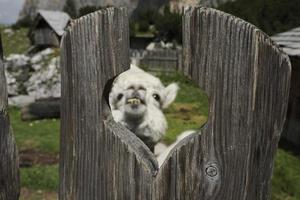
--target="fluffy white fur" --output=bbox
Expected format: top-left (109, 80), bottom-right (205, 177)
top-left (109, 65), bottom-right (178, 150)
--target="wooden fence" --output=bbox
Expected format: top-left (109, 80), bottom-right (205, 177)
top-left (0, 6), bottom-right (291, 200)
top-left (0, 35), bottom-right (20, 199)
top-left (130, 49), bottom-right (182, 73)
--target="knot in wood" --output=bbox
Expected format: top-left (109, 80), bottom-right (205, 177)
top-left (205, 165), bottom-right (218, 177)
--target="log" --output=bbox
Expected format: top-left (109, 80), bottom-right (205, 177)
top-left (21, 98), bottom-right (60, 121)
top-left (0, 35), bottom-right (20, 199)
top-left (59, 7), bottom-right (291, 200)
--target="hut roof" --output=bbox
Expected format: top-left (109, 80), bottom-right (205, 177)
top-left (272, 27), bottom-right (300, 57)
top-left (36, 10), bottom-right (70, 36)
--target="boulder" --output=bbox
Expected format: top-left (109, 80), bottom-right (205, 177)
top-left (8, 95), bottom-right (35, 107)
top-left (5, 54), bottom-right (33, 96)
top-left (26, 57), bottom-right (61, 99)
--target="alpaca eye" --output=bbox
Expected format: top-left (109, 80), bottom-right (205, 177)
top-left (153, 94), bottom-right (160, 102)
top-left (117, 94), bottom-right (123, 101)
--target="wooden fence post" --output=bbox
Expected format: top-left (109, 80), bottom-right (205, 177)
top-left (60, 6), bottom-right (291, 200)
top-left (0, 35), bottom-right (20, 199)
top-left (179, 7), bottom-right (291, 199)
top-left (60, 7), bottom-right (158, 200)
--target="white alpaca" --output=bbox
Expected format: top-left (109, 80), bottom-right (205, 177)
top-left (109, 65), bottom-right (178, 151)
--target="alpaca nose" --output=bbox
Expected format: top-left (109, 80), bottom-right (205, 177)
top-left (132, 90), bottom-right (140, 98)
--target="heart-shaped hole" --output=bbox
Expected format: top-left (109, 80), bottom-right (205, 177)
top-left (103, 64), bottom-right (209, 168)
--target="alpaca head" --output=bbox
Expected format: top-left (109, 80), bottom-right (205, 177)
top-left (109, 65), bottom-right (178, 149)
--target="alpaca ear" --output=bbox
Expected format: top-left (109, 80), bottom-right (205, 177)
top-left (162, 83), bottom-right (179, 109)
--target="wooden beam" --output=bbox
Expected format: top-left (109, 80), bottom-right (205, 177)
top-left (0, 34), bottom-right (20, 200)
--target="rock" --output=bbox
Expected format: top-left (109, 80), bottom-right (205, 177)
top-left (30, 54), bottom-right (43, 64)
top-left (39, 48), bottom-right (54, 56)
top-left (26, 57), bottom-right (61, 99)
top-left (31, 48), bottom-right (54, 64)
top-left (146, 42), bottom-right (156, 51)
top-left (8, 95), bottom-right (35, 107)
top-left (19, 0), bottom-right (66, 20)
top-left (21, 98), bottom-right (60, 121)
top-left (5, 72), bottom-right (18, 96)
top-left (19, 0), bottom-right (139, 20)
top-left (4, 48), bottom-right (61, 103)
top-left (5, 54), bottom-right (30, 71)
top-left (3, 29), bottom-right (14, 36)
top-left (164, 42), bottom-right (174, 49)
top-left (146, 41), bottom-right (175, 50)
top-left (4, 54), bottom-right (33, 96)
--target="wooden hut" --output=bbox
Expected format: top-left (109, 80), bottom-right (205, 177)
top-left (29, 10), bottom-right (70, 49)
top-left (272, 27), bottom-right (300, 151)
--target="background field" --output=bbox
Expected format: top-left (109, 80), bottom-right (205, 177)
top-left (1, 23), bottom-right (299, 200)
top-left (7, 72), bottom-right (300, 200)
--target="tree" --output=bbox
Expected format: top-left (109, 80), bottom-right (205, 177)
top-left (12, 15), bottom-right (33, 29)
top-left (79, 5), bottom-right (99, 17)
top-left (131, 6), bottom-right (182, 43)
top-left (63, 0), bottom-right (77, 18)
top-left (154, 6), bottom-right (182, 42)
top-left (218, 0), bottom-right (300, 35)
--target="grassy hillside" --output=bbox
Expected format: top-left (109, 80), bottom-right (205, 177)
top-left (272, 149), bottom-right (300, 200)
top-left (0, 26), bottom-right (30, 56)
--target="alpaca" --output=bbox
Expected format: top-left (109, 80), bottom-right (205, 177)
top-left (109, 65), bottom-right (178, 151)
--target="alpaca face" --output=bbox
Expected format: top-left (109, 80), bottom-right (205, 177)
top-left (109, 65), bottom-right (178, 148)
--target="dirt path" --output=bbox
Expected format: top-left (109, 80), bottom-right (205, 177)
top-left (20, 188), bottom-right (57, 200)
top-left (19, 149), bottom-right (58, 167)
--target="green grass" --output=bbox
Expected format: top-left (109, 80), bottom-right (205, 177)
top-left (9, 107), bottom-right (60, 192)
top-left (7, 71), bottom-right (300, 200)
top-left (157, 71), bottom-right (209, 144)
top-left (0, 26), bottom-right (30, 57)
top-left (272, 149), bottom-right (300, 200)
top-left (21, 165), bottom-right (59, 191)
top-left (9, 107), bottom-right (60, 154)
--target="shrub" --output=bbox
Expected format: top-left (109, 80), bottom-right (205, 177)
top-left (63, 0), bottom-right (77, 18)
top-left (79, 5), bottom-right (100, 17)
top-left (218, 0), bottom-right (300, 35)
top-left (132, 6), bottom-right (182, 43)
top-left (154, 6), bottom-right (182, 42)
top-left (12, 15), bottom-right (33, 29)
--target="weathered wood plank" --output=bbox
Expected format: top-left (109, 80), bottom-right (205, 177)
top-left (60, 6), bottom-right (291, 200)
top-left (0, 35), bottom-right (20, 200)
top-left (281, 57), bottom-right (300, 150)
top-left (161, 6), bottom-right (290, 200)
top-left (59, 7), bottom-right (157, 200)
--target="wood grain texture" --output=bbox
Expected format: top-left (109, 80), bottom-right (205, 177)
top-left (59, 7), bottom-right (158, 200)
top-left (179, 7), bottom-right (291, 199)
top-left (0, 35), bottom-right (20, 200)
top-left (59, 7), bottom-right (291, 200)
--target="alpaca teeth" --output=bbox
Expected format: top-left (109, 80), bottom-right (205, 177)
top-left (127, 98), bottom-right (141, 105)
